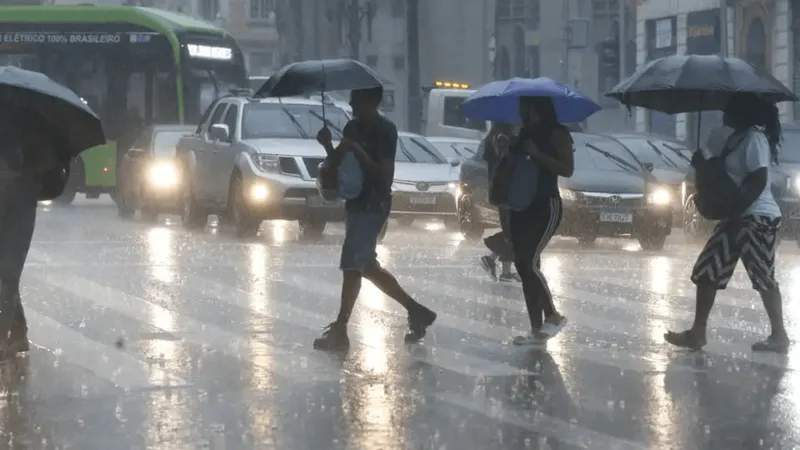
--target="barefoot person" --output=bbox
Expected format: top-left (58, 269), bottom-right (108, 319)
top-left (666, 94), bottom-right (789, 353)
top-left (313, 87), bottom-right (437, 350)
top-left (509, 97), bottom-right (573, 345)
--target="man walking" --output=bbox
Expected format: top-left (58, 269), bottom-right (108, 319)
top-left (313, 87), bottom-right (437, 350)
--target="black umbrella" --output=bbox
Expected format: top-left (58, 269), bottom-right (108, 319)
top-left (254, 59), bottom-right (384, 98)
top-left (0, 66), bottom-right (105, 160)
top-left (605, 54), bottom-right (797, 114)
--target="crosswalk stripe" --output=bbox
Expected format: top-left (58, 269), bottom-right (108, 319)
top-left (437, 277), bottom-right (796, 371)
top-left (181, 273), bottom-right (538, 378)
top-left (28, 266), bottom-right (346, 384)
top-left (25, 307), bottom-right (186, 390)
top-left (436, 392), bottom-right (650, 450)
top-left (280, 272), bottom-right (703, 375)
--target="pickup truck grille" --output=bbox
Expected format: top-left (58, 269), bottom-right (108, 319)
top-left (279, 157), bottom-right (300, 175)
top-left (302, 157), bottom-right (325, 178)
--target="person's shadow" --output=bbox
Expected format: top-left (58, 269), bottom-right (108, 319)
top-left (664, 353), bottom-right (788, 450)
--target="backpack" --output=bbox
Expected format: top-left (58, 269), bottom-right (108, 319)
top-left (692, 138), bottom-right (741, 220)
top-left (316, 151), bottom-right (363, 202)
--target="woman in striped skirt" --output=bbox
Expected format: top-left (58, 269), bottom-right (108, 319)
top-left (665, 94), bottom-right (790, 354)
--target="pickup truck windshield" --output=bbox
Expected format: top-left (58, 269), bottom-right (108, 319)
top-left (242, 103), bottom-right (350, 140)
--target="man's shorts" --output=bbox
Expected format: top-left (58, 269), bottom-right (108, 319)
top-left (340, 207), bottom-right (389, 272)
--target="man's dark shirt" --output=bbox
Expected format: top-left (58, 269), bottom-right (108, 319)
top-left (342, 115), bottom-right (397, 213)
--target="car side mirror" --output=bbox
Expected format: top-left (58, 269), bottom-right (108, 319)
top-left (643, 162), bottom-right (654, 172)
top-left (209, 123), bottom-right (230, 142)
top-left (449, 158), bottom-right (460, 167)
top-left (127, 148), bottom-right (147, 158)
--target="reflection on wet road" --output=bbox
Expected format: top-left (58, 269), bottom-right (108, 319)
top-left (4, 199), bottom-right (800, 449)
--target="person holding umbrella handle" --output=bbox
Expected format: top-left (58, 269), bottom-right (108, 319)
top-left (313, 87), bottom-right (437, 350)
top-left (665, 94), bottom-right (790, 353)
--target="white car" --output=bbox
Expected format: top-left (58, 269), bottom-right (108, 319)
top-left (391, 132), bottom-right (461, 228)
top-left (426, 136), bottom-right (481, 164)
top-left (176, 95), bottom-right (351, 238)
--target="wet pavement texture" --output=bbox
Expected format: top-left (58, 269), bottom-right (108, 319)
top-left (3, 197), bottom-right (800, 449)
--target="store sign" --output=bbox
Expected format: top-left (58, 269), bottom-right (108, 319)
top-left (0, 32), bottom-right (123, 45)
top-left (686, 9), bottom-right (720, 55)
top-left (187, 44), bottom-right (232, 60)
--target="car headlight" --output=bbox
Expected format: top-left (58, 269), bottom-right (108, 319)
top-left (149, 162), bottom-right (179, 187)
top-left (793, 176), bottom-right (800, 192)
top-left (252, 154), bottom-right (280, 173)
top-left (647, 186), bottom-right (672, 206)
top-left (447, 182), bottom-right (458, 190)
top-left (560, 187), bottom-right (577, 202)
top-left (249, 183), bottom-right (269, 201)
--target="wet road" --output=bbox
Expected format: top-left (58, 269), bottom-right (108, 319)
top-left (4, 198), bottom-right (800, 449)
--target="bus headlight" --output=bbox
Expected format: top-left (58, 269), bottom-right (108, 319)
top-left (149, 162), bottom-right (180, 188)
top-left (647, 186), bottom-right (672, 206)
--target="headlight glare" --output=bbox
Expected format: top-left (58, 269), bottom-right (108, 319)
top-left (647, 187), bottom-right (672, 205)
top-left (149, 162), bottom-right (179, 187)
top-left (793, 176), bottom-right (800, 192)
top-left (560, 187), bottom-right (577, 202)
top-left (249, 184), bottom-right (268, 201)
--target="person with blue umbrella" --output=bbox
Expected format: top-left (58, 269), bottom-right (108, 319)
top-left (463, 77), bottom-right (600, 345)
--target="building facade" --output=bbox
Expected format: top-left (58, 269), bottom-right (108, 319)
top-left (493, 0), bottom-right (638, 133)
top-left (276, 0), bottom-right (495, 131)
top-left (636, 0), bottom-right (792, 143)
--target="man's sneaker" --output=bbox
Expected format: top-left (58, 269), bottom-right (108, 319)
top-left (512, 330), bottom-right (546, 346)
top-left (313, 322), bottom-right (350, 350)
top-left (405, 307), bottom-right (437, 343)
top-left (499, 272), bottom-right (521, 283)
top-left (479, 256), bottom-right (498, 281)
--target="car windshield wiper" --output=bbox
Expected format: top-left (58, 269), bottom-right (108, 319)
top-left (661, 142), bottom-right (692, 164)
top-left (645, 141), bottom-right (681, 169)
top-left (307, 109), bottom-right (344, 137)
top-left (585, 143), bottom-right (640, 172)
top-left (278, 107), bottom-right (310, 138)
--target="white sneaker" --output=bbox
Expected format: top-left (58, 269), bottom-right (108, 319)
top-left (538, 315), bottom-right (568, 339)
top-left (512, 331), bottom-right (546, 346)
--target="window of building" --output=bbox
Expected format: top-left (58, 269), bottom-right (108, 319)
top-left (250, 0), bottom-right (275, 20)
top-left (200, 0), bottom-right (219, 20)
top-left (391, 0), bottom-right (404, 17)
top-left (392, 55), bottom-right (405, 71)
top-left (249, 52), bottom-right (274, 74)
top-left (366, 55), bottom-right (378, 68)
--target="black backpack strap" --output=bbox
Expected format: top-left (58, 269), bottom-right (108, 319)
top-left (720, 131), bottom-right (747, 159)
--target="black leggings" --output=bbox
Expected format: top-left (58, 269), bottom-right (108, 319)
top-left (509, 196), bottom-right (562, 329)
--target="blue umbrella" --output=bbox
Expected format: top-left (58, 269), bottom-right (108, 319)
top-left (461, 77), bottom-right (601, 125)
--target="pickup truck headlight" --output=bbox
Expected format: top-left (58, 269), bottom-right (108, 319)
top-left (149, 162), bottom-right (180, 188)
top-left (252, 154), bottom-right (280, 173)
top-left (647, 186), bottom-right (672, 206)
top-left (560, 187), bottom-right (578, 202)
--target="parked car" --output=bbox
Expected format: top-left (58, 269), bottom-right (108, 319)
top-left (457, 132), bottom-right (674, 249)
top-left (681, 124), bottom-right (800, 242)
top-left (117, 125), bottom-right (196, 221)
top-left (389, 132), bottom-right (461, 228)
top-left (176, 94), bottom-right (350, 238)
top-left (605, 132), bottom-right (692, 223)
top-left (426, 136), bottom-right (480, 164)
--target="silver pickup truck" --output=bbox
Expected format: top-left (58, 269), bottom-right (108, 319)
top-left (176, 94), bottom-right (351, 238)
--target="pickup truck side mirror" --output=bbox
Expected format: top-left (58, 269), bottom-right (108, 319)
top-left (449, 158), bottom-right (460, 167)
top-left (643, 162), bottom-right (654, 172)
top-left (209, 123), bottom-right (230, 142)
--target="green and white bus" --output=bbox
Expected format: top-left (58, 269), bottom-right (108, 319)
top-left (0, 6), bottom-right (248, 203)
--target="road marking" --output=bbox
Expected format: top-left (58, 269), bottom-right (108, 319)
top-left (29, 267), bottom-right (345, 384)
top-left (436, 392), bottom-right (650, 450)
top-left (26, 308), bottom-right (186, 390)
top-left (183, 274), bottom-right (537, 378)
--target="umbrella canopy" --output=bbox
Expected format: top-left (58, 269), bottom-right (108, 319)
top-left (255, 59), bottom-right (384, 98)
top-left (0, 66), bottom-right (105, 159)
top-left (605, 54), bottom-right (797, 113)
top-left (461, 77), bottom-right (601, 125)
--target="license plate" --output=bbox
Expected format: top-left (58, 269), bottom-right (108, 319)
top-left (600, 212), bottom-right (633, 223)
top-left (307, 195), bottom-right (339, 207)
top-left (409, 195), bottom-right (436, 205)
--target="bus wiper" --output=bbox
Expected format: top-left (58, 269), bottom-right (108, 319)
top-left (586, 143), bottom-right (639, 172)
top-left (307, 109), bottom-right (343, 136)
top-left (278, 107), bottom-right (309, 138)
top-left (645, 141), bottom-right (680, 169)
